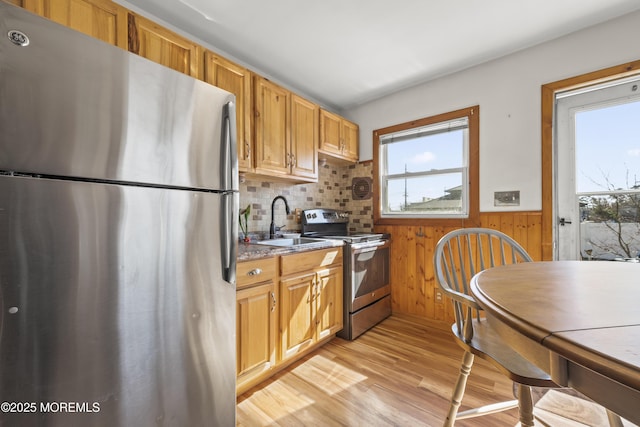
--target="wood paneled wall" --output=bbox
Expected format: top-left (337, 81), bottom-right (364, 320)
top-left (375, 211), bottom-right (542, 326)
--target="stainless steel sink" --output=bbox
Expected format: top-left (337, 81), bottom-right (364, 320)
top-left (255, 237), bottom-right (324, 247)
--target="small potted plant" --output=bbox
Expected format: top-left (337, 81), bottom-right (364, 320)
top-left (239, 204), bottom-right (251, 242)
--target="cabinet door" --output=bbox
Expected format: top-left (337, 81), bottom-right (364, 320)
top-left (342, 119), bottom-right (359, 162)
top-left (236, 282), bottom-right (277, 385)
top-left (279, 272), bottom-right (315, 361)
top-left (254, 77), bottom-right (290, 176)
top-left (290, 94), bottom-right (318, 180)
top-left (319, 109), bottom-right (342, 155)
top-left (204, 53), bottom-right (253, 172)
top-left (127, 12), bottom-right (201, 78)
top-left (316, 266), bottom-right (343, 340)
top-left (23, 0), bottom-right (127, 48)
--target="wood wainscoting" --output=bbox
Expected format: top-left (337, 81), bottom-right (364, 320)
top-left (374, 211), bottom-right (542, 325)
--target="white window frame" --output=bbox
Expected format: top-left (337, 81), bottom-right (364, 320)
top-left (379, 117), bottom-right (469, 219)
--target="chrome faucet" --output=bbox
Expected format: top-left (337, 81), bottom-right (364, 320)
top-left (269, 195), bottom-right (291, 239)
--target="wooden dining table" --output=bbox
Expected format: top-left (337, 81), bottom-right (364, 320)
top-left (470, 260), bottom-right (640, 425)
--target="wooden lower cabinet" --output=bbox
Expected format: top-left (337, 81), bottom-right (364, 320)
top-left (279, 248), bottom-right (343, 362)
top-left (236, 257), bottom-right (277, 393)
top-left (316, 266), bottom-right (343, 339)
top-left (236, 282), bottom-right (277, 391)
top-left (279, 266), bottom-right (343, 360)
top-left (279, 271), bottom-right (316, 359)
top-left (236, 247), bottom-right (343, 394)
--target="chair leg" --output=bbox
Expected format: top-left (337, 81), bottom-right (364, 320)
top-left (443, 351), bottom-right (474, 427)
top-left (606, 409), bottom-right (624, 427)
top-left (517, 384), bottom-right (535, 427)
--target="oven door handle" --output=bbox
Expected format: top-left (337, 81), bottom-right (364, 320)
top-left (351, 239), bottom-right (390, 253)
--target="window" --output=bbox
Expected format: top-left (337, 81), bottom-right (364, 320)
top-left (374, 106), bottom-right (479, 222)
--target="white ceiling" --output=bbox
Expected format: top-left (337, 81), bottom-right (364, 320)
top-left (121, 0), bottom-right (640, 111)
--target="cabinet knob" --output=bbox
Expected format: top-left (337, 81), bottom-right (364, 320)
top-left (247, 268), bottom-right (262, 276)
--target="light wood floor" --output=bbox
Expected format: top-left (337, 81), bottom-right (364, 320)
top-left (237, 315), bottom-right (519, 426)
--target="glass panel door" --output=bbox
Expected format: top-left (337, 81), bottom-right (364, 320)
top-left (555, 75), bottom-right (640, 260)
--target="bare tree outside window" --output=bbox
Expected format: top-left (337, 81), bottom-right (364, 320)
top-left (579, 170), bottom-right (640, 260)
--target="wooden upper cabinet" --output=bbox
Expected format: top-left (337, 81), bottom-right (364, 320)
top-left (253, 76), bottom-right (319, 182)
top-left (22, 0), bottom-right (127, 48)
top-left (342, 118), bottom-right (359, 161)
top-left (290, 94), bottom-right (318, 180)
top-left (204, 52), bottom-right (253, 172)
top-left (319, 108), bottom-right (359, 164)
top-left (253, 76), bottom-right (291, 176)
top-left (319, 109), bottom-right (342, 154)
top-left (127, 12), bottom-right (201, 79)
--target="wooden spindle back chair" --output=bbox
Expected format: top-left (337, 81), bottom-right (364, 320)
top-left (434, 228), bottom-right (624, 427)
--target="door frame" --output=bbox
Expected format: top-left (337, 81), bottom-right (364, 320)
top-left (541, 59), bottom-right (640, 260)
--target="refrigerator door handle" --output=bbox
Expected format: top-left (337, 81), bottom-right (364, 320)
top-left (222, 192), bottom-right (237, 285)
top-left (221, 101), bottom-right (239, 192)
top-left (221, 100), bottom-right (238, 285)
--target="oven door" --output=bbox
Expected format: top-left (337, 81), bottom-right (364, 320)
top-left (348, 239), bottom-right (391, 312)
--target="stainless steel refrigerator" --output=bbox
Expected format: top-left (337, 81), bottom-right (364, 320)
top-left (0, 3), bottom-right (237, 426)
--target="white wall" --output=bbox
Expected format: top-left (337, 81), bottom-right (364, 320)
top-left (346, 11), bottom-right (640, 212)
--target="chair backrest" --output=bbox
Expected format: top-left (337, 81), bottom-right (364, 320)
top-left (433, 228), bottom-right (532, 340)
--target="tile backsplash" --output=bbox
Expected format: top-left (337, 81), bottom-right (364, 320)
top-left (239, 161), bottom-right (373, 239)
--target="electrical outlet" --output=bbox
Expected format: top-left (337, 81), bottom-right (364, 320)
top-left (436, 291), bottom-right (443, 302)
top-left (294, 208), bottom-right (302, 224)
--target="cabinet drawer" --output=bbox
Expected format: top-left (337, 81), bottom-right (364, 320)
top-left (237, 257), bottom-right (277, 288)
top-left (280, 247), bottom-right (343, 277)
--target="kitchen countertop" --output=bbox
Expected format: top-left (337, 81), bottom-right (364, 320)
top-left (237, 239), bottom-right (344, 261)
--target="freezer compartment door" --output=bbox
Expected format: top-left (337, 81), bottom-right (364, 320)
top-left (0, 3), bottom-right (237, 191)
top-left (0, 175), bottom-right (236, 426)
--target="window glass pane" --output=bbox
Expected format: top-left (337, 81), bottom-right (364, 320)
top-left (386, 130), bottom-right (464, 175)
top-left (575, 100), bottom-right (640, 193)
top-left (385, 172), bottom-right (463, 214)
top-left (579, 193), bottom-right (640, 260)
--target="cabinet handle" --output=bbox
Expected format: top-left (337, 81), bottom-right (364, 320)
top-left (245, 141), bottom-right (251, 159)
top-left (286, 152), bottom-right (291, 167)
top-left (247, 268), bottom-right (262, 276)
top-left (270, 291), bottom-right (276, 312)
top-left (291, 153), bottom-right (297, 167)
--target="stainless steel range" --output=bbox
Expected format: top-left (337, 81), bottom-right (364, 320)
top-left (302, 209), bottom-right (391, 340)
